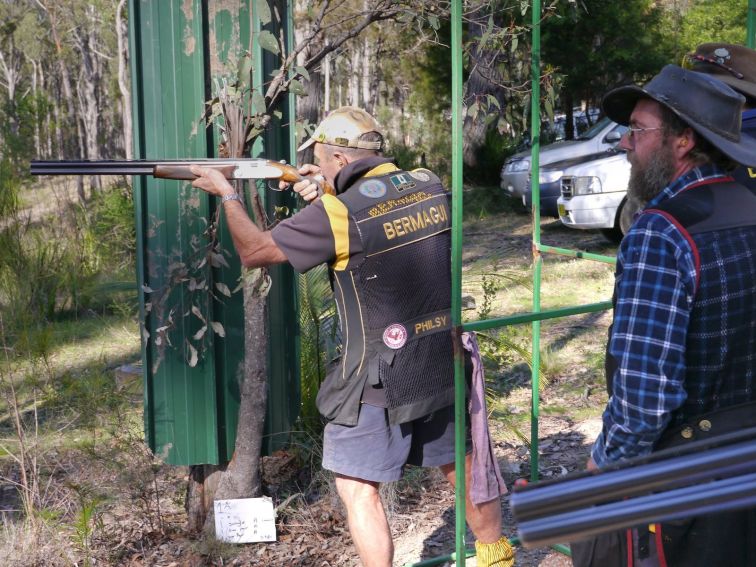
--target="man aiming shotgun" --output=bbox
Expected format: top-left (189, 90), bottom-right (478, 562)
top-left (190, 106), bottom-right (514, 567)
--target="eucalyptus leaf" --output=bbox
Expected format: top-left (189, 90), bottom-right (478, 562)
top-left (256, 0), bottom-right (271, 25)
top-left (193, 325), bottom-right (207, 341)
top-left (191, 305), bottom-right (206, 322)
top-left (237, 54), bottom-right (253, 91)
top-left (215, 282), bottom-right (232, 297)
top-left (187, 343), bottom-right (198, 367)
top-left (211, 321), bottom-right (226, 337)
top-left (288, 79), bottom-right (306, 95)
top-left (251, 91), bottom-right (266, 114)
top-left (258, 30), bottom-right (279, 55)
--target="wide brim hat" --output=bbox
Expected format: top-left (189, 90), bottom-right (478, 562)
top-left (602, 64), bottom-right (756, 167)
top-left (297, 106), bottom-right (384, 152)
top-left (688, 43), bottom-right (756, 101)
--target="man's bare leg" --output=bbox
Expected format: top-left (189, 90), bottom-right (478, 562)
top-left (440, 454), bottom-right (502, 543)
top-left (334, 474), bottom-right (392, 567)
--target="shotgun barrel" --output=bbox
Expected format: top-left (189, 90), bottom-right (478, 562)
top-left (516, 471), bottom-right (756, 548)
top-left (511, 426), bottom-right (756, 548)
top-left (30, 158), bottom-right (335, 194)
top-left (31, 159), bottom-right (225, 176)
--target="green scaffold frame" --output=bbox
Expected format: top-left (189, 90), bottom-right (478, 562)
top-left (404, 1), bottom-right (756, 566)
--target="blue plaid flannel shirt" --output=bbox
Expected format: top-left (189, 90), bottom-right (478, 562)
top-left (591, 164), bottom-right (756, 467)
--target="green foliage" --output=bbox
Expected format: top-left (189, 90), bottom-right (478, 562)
top-left (297, 265), bottom-right (337, 433)
top-left (0, 95), bottom-right (46, 175)
top-left (461, 181), bottom-right (511, 221)
top-left (671, 0), bottom-right (747, 57)
top-left (71, 489), bottom-right (106, 567)
top-left (0, 174), bottom-right (137, 329)
top-left (542, 0), bottom-right (674, 114)
top-left (87, 183), bottom-right (137, 274)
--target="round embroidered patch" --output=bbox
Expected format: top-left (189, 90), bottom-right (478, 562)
top-left (359, 179), bottom-right (387, 198)
top-left (382, 323), bottom-right (408, 349)
top-left (410, 170), bottom-right (430, 182)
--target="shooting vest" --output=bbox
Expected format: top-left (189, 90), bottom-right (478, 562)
top-left (316, 161), bottom-right (455, 426)
top-left (605, 179), bottom-right (756, 432)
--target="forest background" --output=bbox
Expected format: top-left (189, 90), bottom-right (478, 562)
top-left (0, 0), bottom-right (749, 565)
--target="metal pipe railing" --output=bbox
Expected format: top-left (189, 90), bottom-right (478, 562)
top-left (449, 0), bottom-right (467, 564)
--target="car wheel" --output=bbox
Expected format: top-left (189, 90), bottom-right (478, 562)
top-left (600, 197), bottom-right (627, 243)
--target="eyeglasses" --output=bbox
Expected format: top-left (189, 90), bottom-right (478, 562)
top-left (626, 126), bottom-right (662, 140)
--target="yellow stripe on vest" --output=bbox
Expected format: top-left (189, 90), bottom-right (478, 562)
top-left (321, 194), bottom-right (350, 271)
top-left (365, 162), bottom-right (399, 177)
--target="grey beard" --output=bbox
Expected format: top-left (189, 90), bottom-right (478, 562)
top-left (627, 147), bottom-right (677, 206)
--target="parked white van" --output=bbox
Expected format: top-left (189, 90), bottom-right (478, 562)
top-left (500, 117), bottom-right (627, 200)
top-left (555, 149), bottom-right (631, 242)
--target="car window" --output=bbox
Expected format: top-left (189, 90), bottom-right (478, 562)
top-left (576, 116), bottom-right (612, 140)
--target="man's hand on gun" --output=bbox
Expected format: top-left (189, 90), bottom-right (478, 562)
top-left (189, 163), bottom-right (323, 204)
top-left (190, 165), bottom-right (236, 198)
top-left (278, 164), bottom-right (322, 202)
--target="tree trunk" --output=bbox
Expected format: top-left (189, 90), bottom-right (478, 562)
top-left (564, 92), bottom-right (575, 140)
top-left (296, 23), bottom-right (323, 166)
top-left (200, 268), bottom-right (269, 534)
top-left (116, 0), bottom-right (133, 159)
top-left (461, 5), bottom-right (511, 168)
top-left (30, 59), bottom-right (41, 158)
top-left (361, 35), bottom-right (371, 114)
top-left (73, 13), bottom-right (103, 193)
top-left (37, 0), bottom-right (79, 160)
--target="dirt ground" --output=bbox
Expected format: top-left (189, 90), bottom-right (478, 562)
top-left (91, 206), bottom-right (617, 567)
top-left (2, 191), bottom-right (619, 566)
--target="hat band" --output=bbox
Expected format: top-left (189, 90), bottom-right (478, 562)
top-left (323, 137), bottom-right (383, 150)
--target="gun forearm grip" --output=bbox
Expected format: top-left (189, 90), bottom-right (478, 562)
top-left (154, 164), bottom-right (235, 180)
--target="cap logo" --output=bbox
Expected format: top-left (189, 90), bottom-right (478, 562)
top-left (383, 323), bottom-right (408, 349)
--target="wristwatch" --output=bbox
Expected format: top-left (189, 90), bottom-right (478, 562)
top-left (221, 193), bottom-right (242, 204)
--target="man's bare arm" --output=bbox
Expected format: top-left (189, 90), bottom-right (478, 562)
top-left (191, 165), bottom-right (288, 268)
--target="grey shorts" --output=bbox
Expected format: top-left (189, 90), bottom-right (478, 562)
top-left (322, 403), bottom-right (469, 483)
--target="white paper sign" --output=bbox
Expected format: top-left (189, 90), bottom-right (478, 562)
top-left (214, 497), bottom-right (277, 543)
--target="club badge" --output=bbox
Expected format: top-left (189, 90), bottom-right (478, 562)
top-left (383, 323), bottom-right (408, 349)
top-left (410, 170), bottom-right (430, 182)
top-left (389, 173), bottom-right (416, 192)
top-left (359, 179), bottom-right (387, 198)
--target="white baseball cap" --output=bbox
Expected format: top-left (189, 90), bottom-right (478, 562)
top-left (297, 106), bottom-right (384, 152)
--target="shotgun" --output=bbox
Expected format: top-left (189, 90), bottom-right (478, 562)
top-left (511, 426), bottom-right (756, 547)
top-left (30, 158), bottom-right (334, 195)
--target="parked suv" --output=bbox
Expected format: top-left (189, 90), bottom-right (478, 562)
top-left (556, 150), bottom-right (631, 242)
top-left (500, 117), bottom-right (627, 200)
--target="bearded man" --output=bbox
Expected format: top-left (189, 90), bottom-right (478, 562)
top-left (572, 65), bottom-right (756, 566)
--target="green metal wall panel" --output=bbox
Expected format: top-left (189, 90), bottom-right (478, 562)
top-left (129, 0), bottom-right (299, 465)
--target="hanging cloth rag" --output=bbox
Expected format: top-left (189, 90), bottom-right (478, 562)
top-left (462, 331), bottom-right (508, 505)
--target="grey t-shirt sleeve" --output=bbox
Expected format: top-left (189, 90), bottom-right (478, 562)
top-left (270, 200), bottom-right (335, 273)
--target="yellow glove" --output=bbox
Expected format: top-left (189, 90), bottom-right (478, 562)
top-left (475, 536), bottom-right (515, 567)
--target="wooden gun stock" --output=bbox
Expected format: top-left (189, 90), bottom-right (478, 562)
top-left (153, 164), bottom-right (235, 180)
